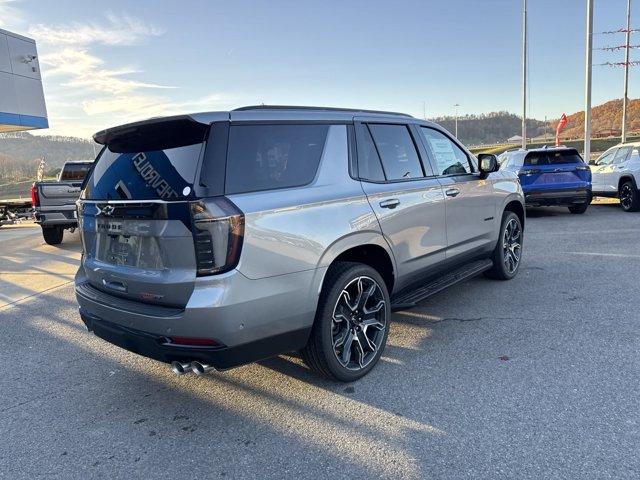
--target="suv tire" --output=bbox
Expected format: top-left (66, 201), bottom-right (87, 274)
top-left (42, 226), bottom-right (64, 245)
top-left (302, 262), bottom-right (391, 382)
top-left (485, 211), bottom-right (522, 280)
top-left (568, 203), bottom-right (589, 214)
top-left (619, 181), bottom-right (640, 212)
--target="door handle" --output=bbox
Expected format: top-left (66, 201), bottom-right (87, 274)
top-left (379, 198), bottom-right (400, 209)
top-left (102, 279), bottom-right (127, 293)
top-left (445, 188), bottom-right (460, 198)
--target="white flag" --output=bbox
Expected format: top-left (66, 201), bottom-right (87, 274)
top-left (36, 157), bottom-right (46, 181)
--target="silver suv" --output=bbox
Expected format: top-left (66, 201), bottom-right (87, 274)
top-left (590, 142), bottom-right (640, 211)
top-left (75, 106), bottom-right (525, 382)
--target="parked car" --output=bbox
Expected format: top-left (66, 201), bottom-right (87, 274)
top-left (498, 147), bottom-right (592, 214)
top-left (31, 161), bottom-right (93, 244)
top-left (589, 142), bottom-right (640, 212)
top-left (75, 106), bottom-right (525, 382)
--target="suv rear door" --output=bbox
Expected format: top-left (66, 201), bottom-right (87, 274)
top-left (355, 119), bottom-right (446, 287)
top-left (521, 149), bottom-right (590, 193)
top-left (417, 126), bottom-right (496, 259)
top-left (78, 117), bottom-right (216, 308)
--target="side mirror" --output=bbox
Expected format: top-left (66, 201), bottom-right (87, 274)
top-left (588, 159), bottom-right (597, 165)
top-left (478, 154), bottom-right (499, 176)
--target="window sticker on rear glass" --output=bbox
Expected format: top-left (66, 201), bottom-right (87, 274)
top-left (86, 144), bottom-right (201, 201)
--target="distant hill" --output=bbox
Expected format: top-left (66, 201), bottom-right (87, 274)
top-left (0, 132), bottom-right (96, 183)
top-left (435, 98), bottom-right (639, 146)
top-left (554, 98), bottom-right (640, 139)
top-left (431, 112), bottom-right (547, 146)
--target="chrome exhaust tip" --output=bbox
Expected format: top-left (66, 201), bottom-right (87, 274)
top-left (191, 361), bottom-right (216, 376)
top-left (171, 361), bottom-right (191, 376)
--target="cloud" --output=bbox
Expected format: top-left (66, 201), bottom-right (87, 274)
top-left (39, 48), bottom-right (174, 95)
top-left (0, 0), bottom-right (24, 28)
top-left (9, 9), bottom-right (236, 138)
top-left (28, 13), bottom-right (163, 46)
top-left (28, 13), bottom-right (178, 136)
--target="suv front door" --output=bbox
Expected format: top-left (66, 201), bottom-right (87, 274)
top-left (417, 126), bottom-right (496, 259)
top-left (591, 148), bottom-right (616, 193)
top-left (607, 146), bottom-right (633, 193)
top-left (355, 120), bottom-right (447, 287)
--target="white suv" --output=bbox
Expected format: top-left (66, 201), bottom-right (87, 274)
top-left (590, 142), bottom-right (640, 211)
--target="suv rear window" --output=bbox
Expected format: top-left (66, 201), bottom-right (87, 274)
top-left (525, 150), bottom-right (583, 166)
top-left (225, 124), bottom-right (329, 194)
top-left (60, 163), bottom-right (92, 181)
top-left (84, 143), bottom-right (204, 200)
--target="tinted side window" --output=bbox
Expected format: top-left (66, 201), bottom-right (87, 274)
top-left (420, 127), bottom-right (472, 175)
top-left (367, 124), bottom-right (423, 180)
top-left (356, 124), bottom-right (385, 182)
top-left (596, 150), bottom-right (616, 165)
top-left (613, 146), bottom-right (632, 163)
top-left (225, 124), bottom-right (329, 194)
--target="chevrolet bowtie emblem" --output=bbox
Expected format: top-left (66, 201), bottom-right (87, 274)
top-left (98, 205), bottom-right (115, 216)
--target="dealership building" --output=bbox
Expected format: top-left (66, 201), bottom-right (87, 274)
top-left (0, 27), bottom-right (47, 133)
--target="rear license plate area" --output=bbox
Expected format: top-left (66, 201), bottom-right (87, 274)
top-left (95, 220), bottom-right (163, 269)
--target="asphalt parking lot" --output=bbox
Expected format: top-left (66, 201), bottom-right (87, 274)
top-left (1, 204), bottom-right (638, 479)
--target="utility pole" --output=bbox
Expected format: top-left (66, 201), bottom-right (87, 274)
top-left (622, 0), bottom-right (632, 143)
top-left (584, 0), bottom-right (594, 162)
top-left (522, 0), bottom-right (528, 149)
top-left (423, 101), bottom-right (427, 121)
top-left (454, 103), bottom-right (460, 137)
top-left (544, 115), bottom-right (548, 142)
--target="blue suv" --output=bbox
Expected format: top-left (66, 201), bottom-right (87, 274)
top-left (499, 147), bottom-right (592, 214)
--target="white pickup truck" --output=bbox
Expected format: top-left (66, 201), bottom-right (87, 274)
top-left (31, 161), bottom-right (93, 244)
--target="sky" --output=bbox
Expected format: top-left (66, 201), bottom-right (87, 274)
top-left (1, 0), bottom-right (638, 138)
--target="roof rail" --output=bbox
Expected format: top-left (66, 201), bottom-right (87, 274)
top-left (233, 105), bottom-right (413, 118)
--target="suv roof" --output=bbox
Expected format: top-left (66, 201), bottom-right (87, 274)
top-left (94, 106), bottom-right (425, 144)
top-left (233, 105), bottom-right (414, 118)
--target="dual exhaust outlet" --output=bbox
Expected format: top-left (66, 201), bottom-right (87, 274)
top-left (171, 361), bottom-right (217, 376)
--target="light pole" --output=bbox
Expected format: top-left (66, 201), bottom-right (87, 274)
top-left (454, 103), bottom-right (460, 138)
top-left (522, 0), bottom-right (528, 149)
top-left (584, 0), bottom-right (594, 161)
top-left (622, 0), bottom-right (632, 143)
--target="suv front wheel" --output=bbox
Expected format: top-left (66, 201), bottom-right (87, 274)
top-left (302, 262), bottom-right (391, 382)
top-left (619, 181), bottom-right (640, 212)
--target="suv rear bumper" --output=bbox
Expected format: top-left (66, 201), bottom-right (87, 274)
top-left (524, 188), bottom-right (592, 207)
top-left (75, 265), bottom-right (322, 369)
top-left (79, 308), bottom-right (310, 370)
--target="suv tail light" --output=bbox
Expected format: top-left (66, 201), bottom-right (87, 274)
top-left (30, 183), bottom-right (39, 207)
top-left (190, 198), bottom-right (244, 276)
